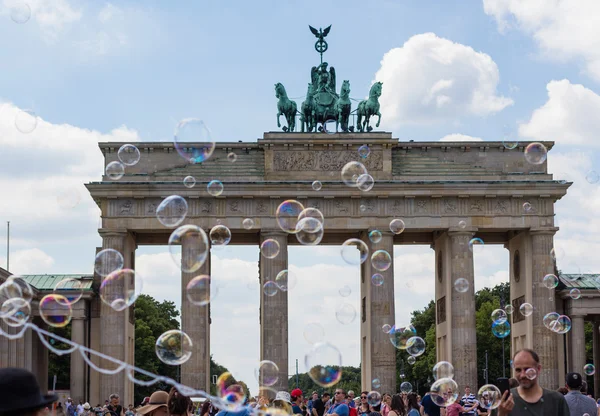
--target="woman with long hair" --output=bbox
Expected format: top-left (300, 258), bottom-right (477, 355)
top-left (405, 394), bottom-right (419, 416)
top-left (168, 387), bottom-right (192, 416)
top-left (381, 394), bottom-right (391, 416)
top-left (388, 394), bottom-right (406, 416)
top-left (359, 392), bottom-right (370, 416)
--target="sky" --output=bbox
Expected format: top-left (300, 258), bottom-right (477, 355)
top-left (1, 0), bottom-right (600, 396)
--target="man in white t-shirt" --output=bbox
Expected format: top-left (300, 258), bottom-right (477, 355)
top-left (76, 401), bottom-right (84, 415)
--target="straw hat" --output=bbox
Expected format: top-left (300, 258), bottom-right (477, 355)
top-left (136, 391), bottom-right (169, 415)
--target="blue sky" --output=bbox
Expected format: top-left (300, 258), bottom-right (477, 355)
top-left (1, 0), bottom-right (600, 396)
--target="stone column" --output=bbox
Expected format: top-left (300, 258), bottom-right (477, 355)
top-left (530, 229), bottom-right (559, 389)
top-left (181, 239), bottom-right (211, 391)
top-left (70, 317), bottom-right (86, 402)
top-left (448, 230), bottom-right (477, 391)
top-left (259, 231), bottom-right (288, 393)
top-left (570, 315), bottom-right (586, 373)
top-left (360, 231), bottom-right (396, 394)
top-left (593, 319), bottom-right (600, 399)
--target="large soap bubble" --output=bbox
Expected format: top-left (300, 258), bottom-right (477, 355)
top-left (305, 342), bottom-right (342, 387)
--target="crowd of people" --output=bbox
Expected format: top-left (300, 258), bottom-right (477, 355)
top-left (0, 349), bottom-right (598, 416)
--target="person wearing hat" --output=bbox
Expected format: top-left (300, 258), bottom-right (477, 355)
top-left (0, 367), bottom-right (58, 416)
top-left (564, 372), bottom-right (597, 416)
top-left (291, 389), bottom-right (305, 415)
top-left (273, 391), bottom-right (294, 415)
top-left (136, 391), bottom-right (169, 416)
top-left (80, 403), bottom-right (93, 416)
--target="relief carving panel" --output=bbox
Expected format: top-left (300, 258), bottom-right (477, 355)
top-left (273, 150), bottom-right (383, 171)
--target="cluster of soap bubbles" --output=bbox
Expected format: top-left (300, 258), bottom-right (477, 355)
top-left (341, 161), bottom-right (374, 192)
top-left (543, 312), bottom-right (572, 334)
top-left (274, 200), bottom-right (325, 246)
top-left (105, 144), bottom-right (142, 181)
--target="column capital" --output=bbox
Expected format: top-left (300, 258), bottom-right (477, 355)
top-left (98, 228), bottom-right (129, 238)
top-left (530, 227), bottom-right (559, 236)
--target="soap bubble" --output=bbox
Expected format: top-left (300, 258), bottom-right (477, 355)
top-left (168, 225), bottom-right (209, 273)
top-left (371, 273), bottom-right (384, 286)
top-left (261, 239), bottom-right (280, 259)
top-left (584, 364), bottom-right (596, 376)
top-left (324, 119), bottom-right (336, 134)
top-left (275, 270), bottom-right (297, 291)
top-left (454, 278), bottom-right (469, 293)
top-left (367, 391), bottom-right (382, 407)
top-left (543, 274), bottom-right (559, 289)
top-left (407, 356), bottom-right (416, 365)
top-left (430, 378), bottom-right (459, 407)
top-left (339, 285), bottom-right (351, 297)
top-left (491, 309), bottom-right (507, 324)
top-left (477, 385), bottom-right (502, 410)
top-left (400, 382), bottom-right (412, 393)
top-left (183, 176), bottom-right (196, 188)
top-left (369, 230), bottom-right (382, 244)
top-left (340, 238), bottom-right (369, 265)
top-left (358, 145), bottom-right (370, 159)
top-left (157, 195), bottom-right (188, 227)
top-left (371, 250), bottom-right (392, 271)
top-left (524, 142), bottom-right (548, 165)
top-left (295, 217), bottom-right (324, 246)
top-left (305, 342), bottom-right (342, 387)
top-left (210, 225), bottom-right (232, 246)
top-left (372, 378), bottom-right (381, 389)
top-left (105, 161), bottom-right (125, 180)
top-left (433, 361), bottom-right (454, 380)
top-left (550, 315), bottom-right (572, 334)
top-left (298, 207), bottom-right (325, 225)
top-left (118, 144), bottom-right (141, 166)
top-left (174, 119), bottom-right (215, 163)
top-left (276, 200), bottom-right (305, 234)
top-left (263, 281), bottom-right (278, 297)
top-left (389, 219), bottom-right (406, 234)
top-left (186, 275), bottom-right (217, 306)
top-left (14, 109), bottom-right (36, 133)
top-left (357, 174), bottom-right (374, 192)
top-left (207, 180), bottom-right (224, 196)
top-left (543, 312), bottom-right (560, 329)
top-left (491, 321), bottom-right (510, 339)
top-left (525, 368), bottom-right (537, 380)
top-left (53, 277), bottom-right (84, 305)
top-left (1, 297), bottom-right (30, 327)
top-left (155, 330), bottom-right (193, 365)
top-left (56, 187), bottom-right (81, 209)
top-left (458, 220), bottom-right (467, 229)
top-left (505, 305), bottom-right (514, 315)
top-left (341, 161), bottom-right (368, 187)
top-left (389, 325), bottom-right (417, 350)
top-left (312, 181), bottom-right (322, 191)
top-left (335, 303), bottom-right (356, 325)
top-left (519, 303), bottom-right (533, 317)
top-left (523, 202), bottom-right (532, 212)
top-left (469, 238), bottom-right (484, 252)
top-left (569, 288), bottom-right (581, 300)
top-left (360, 204), bottom-right (366, 212)
top-left (39, 294), bottom-right (72, 328)
top-left (99, 269), bottom-right (143, 312)
top-left (381, 324), bottom-right (392, 333)
top-left (4, 276), bottom-right (33, 304)
top-left (94, 249), bottom-right (124, 277)
top-left (406, 336), bottom-right (426, 357)
top-left (303, 323), bottom-right (325, 344)
top-left (242, 218), bottom-right (254, 230)
top-left (10, 1), bottom-right (31, 24)
top-left (255, 360), bottom-right (279, 387)
top-left (227, 152), bottom-right (237, 162)
top-left (586, 171), bottom-right (599, 184)
top-left (216, 372), bottom-right (246, 410)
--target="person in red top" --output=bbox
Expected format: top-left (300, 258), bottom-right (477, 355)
top-left (446, 401), bottom-right (466, 416)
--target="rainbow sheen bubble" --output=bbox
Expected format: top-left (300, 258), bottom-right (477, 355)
top-left (275, 269), bottom-right (297, 291)
top-left (94, 249), bottom-right (124, 277)
top-left (505, 304), bottom-right (514, 315)
top-left (371, 250), bottom-right (392, 271)
top-left (227, 152), bottom-right (237, 162)
top-left (550, 315), bottom-right (572, 334)
top-left (406, 336), bottom-right (426, 357)
top-left (295, 217), bottom-right (324, 246)
top-left (569, 288), bottom-right (581, 300)
top-left (357, 174), bottom-right (374, 192)
top-left (335, 303), bottom-right (357, 325)
top-left (458, 220), bottom-right (467, 229)
top-left (298, 207), bottom-right (325, 224)
top-left (2, 276), bottom-right (33, 304)
top-left (14, 109), bottom-right (36, 133)
top-left (157, 195), bottom-right (188, 228)
top-left (358, 145), bottom-right (370, 159)
top-left (389, 325), bottom-right (417, 350)
top-left (491, 321), bottom-right (510, 339)
top-left (263, 281), bottom-right (278, 297)
top-left (586, 171), bottom-right (599, 184)
top-left (10, 1), bottom-right (31, 24)
top-left (407, 355), bottom-right (416, 365)
top-left (255, 360), bottom-right (279, 387)
top-left (430, 378), bottom-right (459, 407)
top-left (53, 277), bottom-right (84, 305)
top-left (371, 273), bottom-right (384, 287)
top-left (583, 363), bottom-right (595, 376)
top-left (276, 200), bottom-right (305, 234)
top-left (524, 142), bottom-right (548, 165)
top-left (372, 378), bottom-right (381, 389)
top-left (105, 161), bottom-right (125, 180)
top-left (168, 225), bottom-right (209, 273)
top-left (519, 303), bottom-right (533, 317)
top-left (502, 140), bottom-right (518, 150)
top-left (117, 144), bottom-right (141, 166)
top-left (186, 275), bottom-right (218, 306)
top-left (1, 297), bottom-right (30, 327)
top-left (207, 180), bottom-right (224, 196)
top-left (242, 218), bottom-right (254, 230)
top-left (183, 176), bottom-right (196, 188)
top-left (389, 219), bottom-right (406, 234)
top-left (339, 285), bottom-right (351, 297)
top-left (367, 391), bottom-right (382, 407)
top-left (543, 312), bottom-right (560, 329)
top-left (99, 269), bottom-right (143, 312)
top-left (305, 342), bottom-right (342, 387)
top-left (56, 187), bottom-right (81, 209)
top-left (433, 361), bottom-right (454, 380)
top-left (469, 238), bottom-right (484, 252)
top-left (400, 381), bottom-right (413, 393)
top-left (381, 324), bottom-right (392, 334)
top-left (543, 274), bottom-right (559, 289)
top-left (369, 230), bottom-right (382, 244)
top-left (477, 385), bottom-right (502, 410)
top-left (210, 225), bottom-right (232, 246)
top-left (39, 294), bottom-right (72, 328)
top-left (491, 308), bottom-right (507, 324)
top-left (525, 368), bottom-right (537, 380)
top-left (261, 239), bottom-right (281, 259)
top-left (216, 372), bottom-right (247, 410)
top-left (155, 330), bottom-right (193, 365)
top-left (174, 119), bottom-right (215, 164)
top-left (312, 180), bottom-right (322, 191)
top-left (341, 238), bottom-right (369, 265)
top-left (523, 202), bottom-right (532, 212)
top-left (323, 119), bottom-right (336, 134)
top-left (341, 161), bottom-right (368, 187)
top-left (303, 323), bottom-right (325, 344)
top-left (454, 278), bottom-right (469, 293)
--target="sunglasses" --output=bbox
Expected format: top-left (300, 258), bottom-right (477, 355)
top-left (361, 396), bottom-right (367, 399)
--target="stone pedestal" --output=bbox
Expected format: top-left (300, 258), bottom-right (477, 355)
top-left (180, 241), bottom-right (211, 391)
top-left (70, 317), bottom-right (86, 402)
top-left (360, 231), bottom-right (396, 394)
top-left (259, 231), bottom-right (288, 392)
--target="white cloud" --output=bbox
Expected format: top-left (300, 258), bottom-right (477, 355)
top-left (440, 134), bottom-right (483, 142)
top-left (0, 248), bottom-right (54, 274)
top-left (519, 80), bottom-right (600, 148)
top-left (483, 0), bottom-right (600, 81)
top-left (373, 33), bottom-right (513, 126)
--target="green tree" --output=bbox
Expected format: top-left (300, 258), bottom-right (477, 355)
top-left (288, 366), bottom-right (361, 395)
top-left (47, 325), bottom-right (71, 391)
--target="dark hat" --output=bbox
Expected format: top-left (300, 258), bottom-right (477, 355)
top-left (0, 367), bottom-right (58, 412)
top-left (566, 372), bottom-right (583, 389)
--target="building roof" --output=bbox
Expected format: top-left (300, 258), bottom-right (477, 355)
top-left (558, 273), bottom-right (600, 290)
top-left (20, 274), bottom-right (94, 291)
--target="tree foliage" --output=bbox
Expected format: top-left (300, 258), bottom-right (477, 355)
top-left (288, 366), bottom-right (362, 395)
